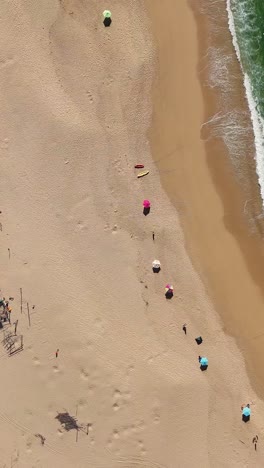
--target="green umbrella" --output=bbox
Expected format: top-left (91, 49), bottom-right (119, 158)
top-left (103, 10), bottom-right (112, 18)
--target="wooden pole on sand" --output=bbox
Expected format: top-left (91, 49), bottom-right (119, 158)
top-left (20, 288), bottom-right (23, 314)
top-left (27, 302), bottom-right (31, 327)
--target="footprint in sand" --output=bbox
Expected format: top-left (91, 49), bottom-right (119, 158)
top-left (86, 340), bottom-right (94, 349)
top-left (138, 439), bottom-right (146, 456)
top-left (133, 420), bottom-right (145, 433)
top-left (57, 429), bottom-right (64, 438)
top-left (26, 436), bottom-right (33, 453)
top-left (114, 389), bottom-right (121, 399)
top-left (113, 429), bottom-right (120, 440)
top-left (11, 449), bottom-right (19, 464)
top-left (127, 365), bottom-right (135, 374)
top-left (94, 317), bottom-right (106, 334)
top-left (88, 384), bottom-right (95, 395)
top-left (113, 402), bottom-right (119, 411)
top-left (107, 439), bottom-right (113, 449)
top-left (122, 426), bottom-right (131, 437)
top-left (33, 357), bottom-right (40, 366)
top-left (112, 389), bottom-right (122, 412)
top-left (0, 137), bottom-right (9, 149)
top-left (80, 369), bottom-right (96, 394)
top-left (152, 407), bottom-right (161, 424)
top-left (0, 58), bottom-right (14, 70)
top-left (77, 398), bottom-right (87, 409)
top-left (75, 221), bottom-right (87, 233)
top-left (86, 90), bottom-right (94, 103)
top-left (80, 368), bottom-right (89, 381)
top-left (112, 389), bottom-right (131, 412)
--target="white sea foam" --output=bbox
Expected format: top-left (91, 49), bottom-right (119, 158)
top-left (203, 42), bottom-right (252, 177)
top-left (226, 0), bottom-right (264, 205)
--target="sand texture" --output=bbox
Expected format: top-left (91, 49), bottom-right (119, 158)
top-left (148, 0), bottom-right (264, 399)
top-left (0, 1), bottom-right (263, 467)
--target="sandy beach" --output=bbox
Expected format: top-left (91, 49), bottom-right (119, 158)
top-left (148, 0), bottom-right (264, 400)
top-left (0, 0), bottom-right (264, 466)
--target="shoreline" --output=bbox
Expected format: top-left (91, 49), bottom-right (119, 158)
top-left (191, 0), bottom-right (264, 398)
top-left (146, 0), bottom-right (264, 400)
top-left (228, 0), bottom-right (264, 206)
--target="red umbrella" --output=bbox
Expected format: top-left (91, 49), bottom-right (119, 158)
top-left (143, 199), bottom-right (151, 208)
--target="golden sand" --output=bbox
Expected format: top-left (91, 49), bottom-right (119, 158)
top-left (0, 0), bottom-right (263, 466)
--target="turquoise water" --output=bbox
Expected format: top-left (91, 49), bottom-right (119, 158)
top-left (230, 0), bottom-right (264, 119)
top-left (228, 0), bottom-right (264, 204)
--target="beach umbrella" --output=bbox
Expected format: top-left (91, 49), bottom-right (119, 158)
top-left (103, 10), bottom-right (112, 27)
top-left (143, 199), bottom-right (151, 208)
top-left (242, 407), bottom-right (251, 417)
top-left (152, 259), bottom-right (161, 274)
top-left (165, 284), bottom-right (174, 299)
top-left (103, 10), bottom-right (112, 18)
top-left (200, 357), bottom-right (208, 366)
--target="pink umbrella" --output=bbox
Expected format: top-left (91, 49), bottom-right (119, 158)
top-left (165, 284), bottom-right (174, 292)
top-left (143, 199), bottom-right (151, 208)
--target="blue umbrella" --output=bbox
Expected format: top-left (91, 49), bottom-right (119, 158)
top-left (200, 357), bottom-right (208, 366)
top-left (242, 407), bottom-right (251, 417)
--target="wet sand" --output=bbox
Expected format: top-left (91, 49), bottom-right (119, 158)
top-left (146, 0), bottom-right (264, 399)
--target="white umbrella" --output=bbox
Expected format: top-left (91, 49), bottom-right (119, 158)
top-left (152, 260), bottom-right (161, 269)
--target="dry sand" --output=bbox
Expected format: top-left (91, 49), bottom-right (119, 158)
top-left (0, 0), bottom-right (263, 467)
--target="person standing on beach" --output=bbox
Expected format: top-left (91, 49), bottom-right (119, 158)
top-left (55, 349), bottom-right (59, 358)
top-left (252, 435), bottom-right (258, 451)
top-left (182, 324), bottom-right (187, 335)
top-left (152, 231), bottom-right (155, 241)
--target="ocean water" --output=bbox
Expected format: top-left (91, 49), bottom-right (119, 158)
top-left (192, 0), bottom-right (264, 228)
top-left (227, 0), bottom-right (264, 205)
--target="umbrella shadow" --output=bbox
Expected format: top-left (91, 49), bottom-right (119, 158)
top-left (200, 365), bottom-right (208, 371)
top-left (242, 414), bottom-right (250, 423)
top-left (55, 411), bottom-right (90, 442)
top-left (143, 207), bottom-right (150, 216)
top-left (165, 290), bottom-right (173, 299)
top-left (195, 336), bottom-right (203, 345)
top-left (55, 412), bottom-right (79, 432)
top-left (103, 18), bottom-right (112, 27)
top-left (152, 267), bottom-right (161, 273)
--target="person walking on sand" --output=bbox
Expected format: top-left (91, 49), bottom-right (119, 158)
top-left (252, 435), bottom-right (258, 451)
top-left (182, 324), bottom-right (187, 335)
top-left (152, 231), bottom-right (155, 241)
top-left (55, 349), bottom-right (59, 358)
